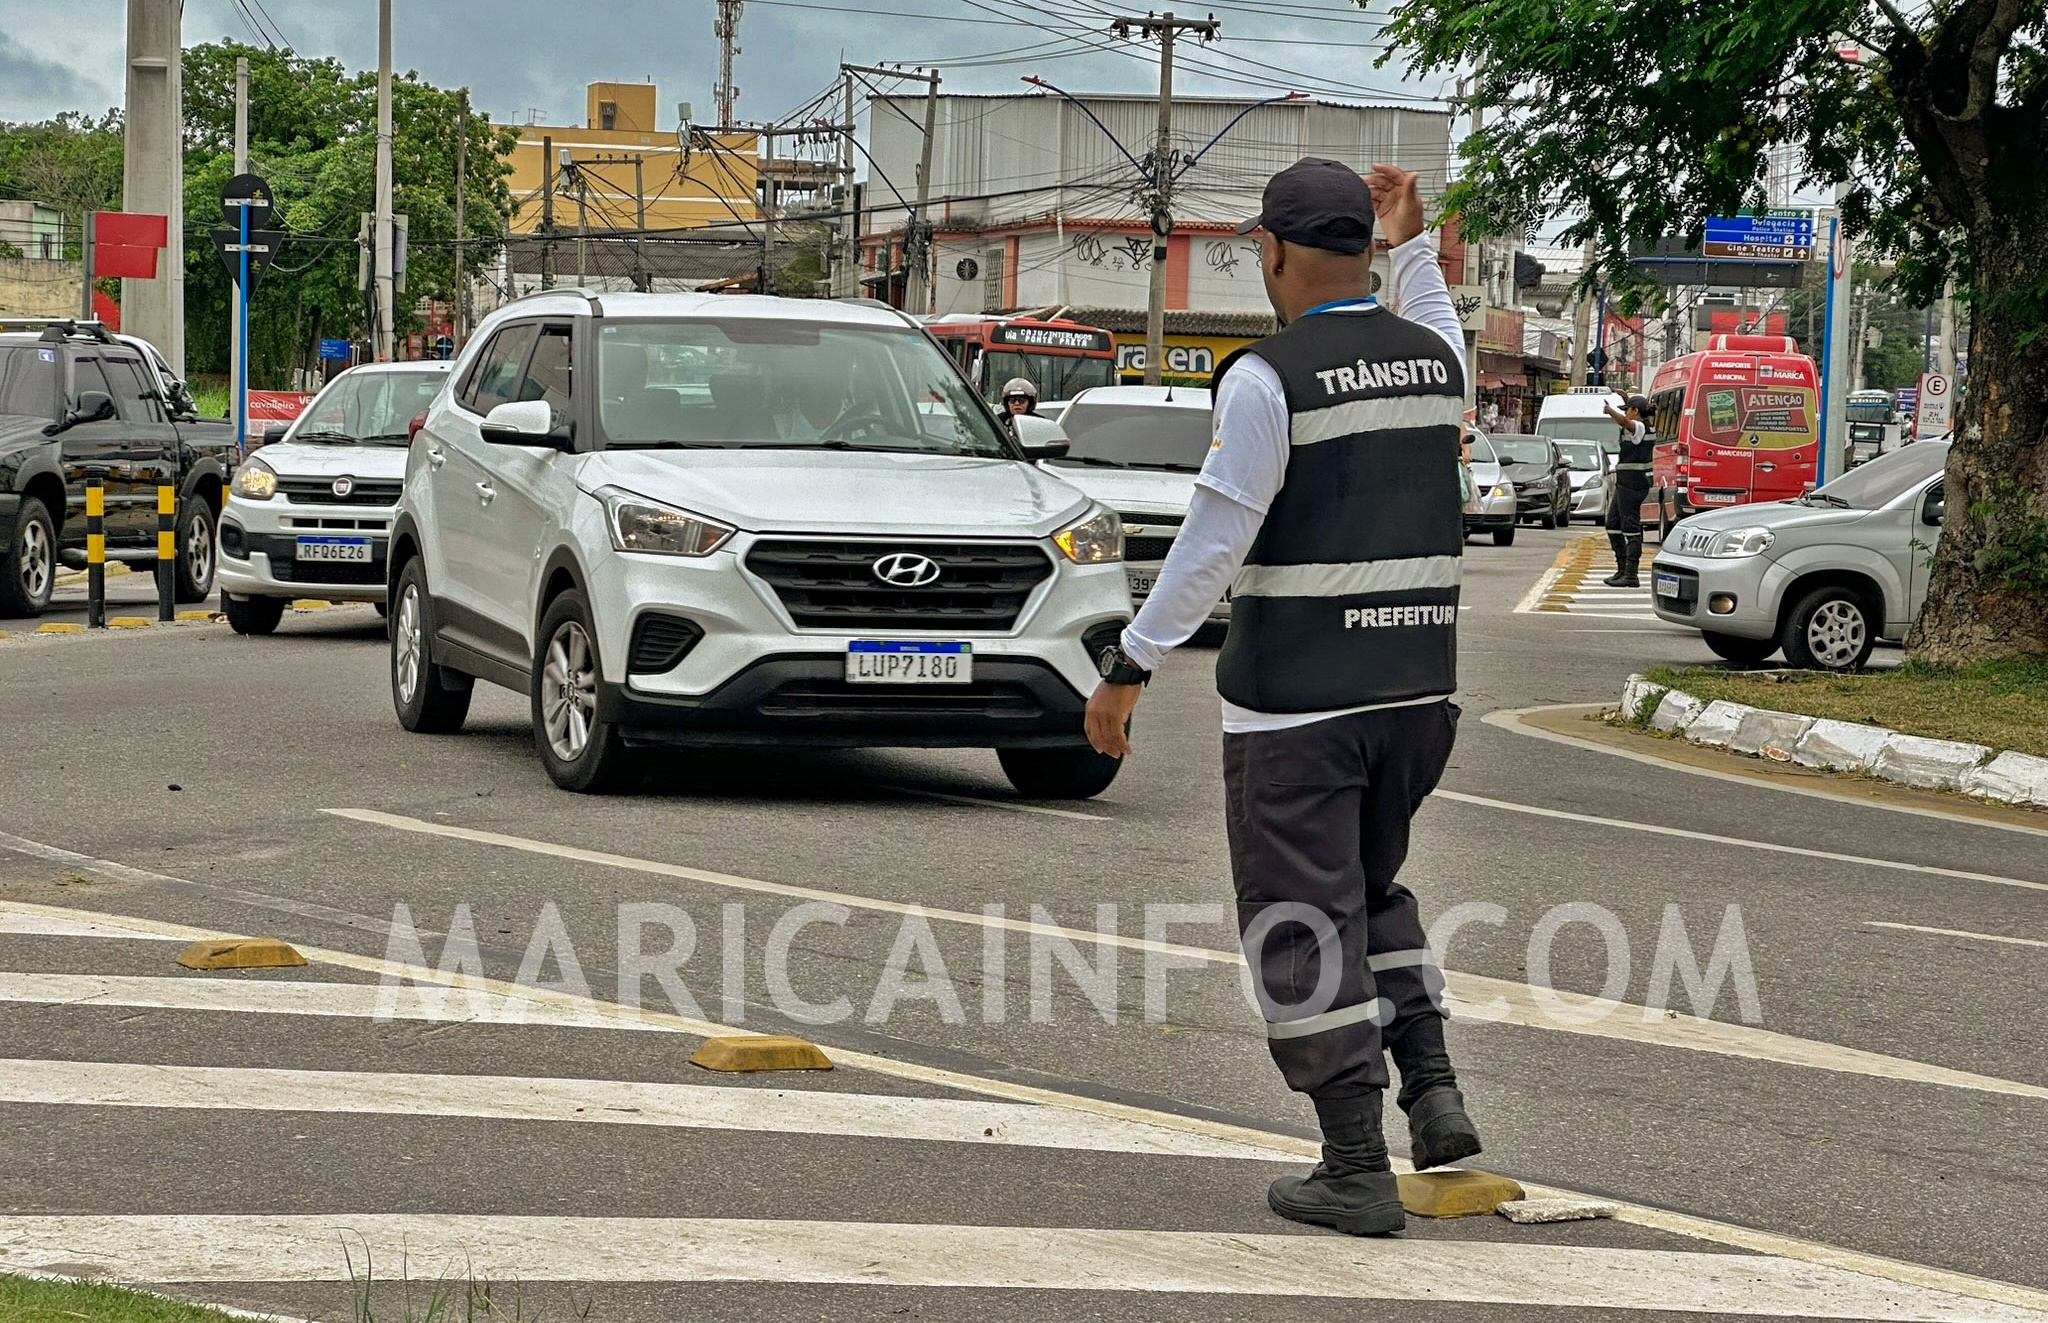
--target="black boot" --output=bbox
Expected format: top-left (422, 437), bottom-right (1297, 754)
top-left (1267, 1091), bottom-right (1406, 1236)
top-left (1389, 1016), bottom-right (1483, 1170)
top-left (1602, 532), bottom-right (1630, 586)
top-left (1617, 534), bottom-right (1644, 588)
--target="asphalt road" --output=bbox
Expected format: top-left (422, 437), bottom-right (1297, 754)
top-left (0, 525), bottom-right (2043, 1323)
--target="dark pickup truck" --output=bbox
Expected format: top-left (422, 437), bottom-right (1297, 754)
top-left (0, 320), bottom-right (235, 617)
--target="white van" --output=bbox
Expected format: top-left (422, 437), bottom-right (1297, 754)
top-left (1535, 386), bottom-right (1624, 456)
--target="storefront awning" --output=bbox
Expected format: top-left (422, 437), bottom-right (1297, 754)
top-left (1480, 369), bottom-right (1529, 391)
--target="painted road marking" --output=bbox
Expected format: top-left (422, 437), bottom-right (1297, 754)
top-left (311, 814), bottom-right (2048, 1103)
top-left (3, 897), bottom-right (2046, 1316)
top-left (885, 785), bottom-right (1111, 821)
top-left (0, 1058), bottom-right (1285, 1161)
top-left (1, 1214), bottom-right (2042, 1319)
top-left (1435, 787), bottom-right (2048, 892)
top-left (0, 973), bottom-right (654, 1030)
top-left (1515, 534), bottom-right (1663, 618)
top-left (0, 911), bottom-right (188, 941)
top-left (1485, 706), bottom-right (2048, 843)
top-left (1864, 922), bottom-right (2048, 951)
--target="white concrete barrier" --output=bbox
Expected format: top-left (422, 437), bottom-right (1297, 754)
top-left (1684, 700), bottom-right (1753, 748)
top-left (1960, 750), bottom-right (2048, 807)
top-left (1621, 674), bottom-right (1669, 722)
top-left (1871, 734), bottom-right (1993, 791)
top-left (1792, 719), bottom-right (1898, 773)
top-left (1730, 709), bottom-right (1817, 758)
top-left (1649, 690), bottom-right (1705, 733)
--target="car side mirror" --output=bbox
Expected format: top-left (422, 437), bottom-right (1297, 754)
top-left (257, 424), bottom-right (288, 449)
top-left (1012, 413), bottom-right (1070, 460)
top-left (72, 390), bottom-right (116, 424)
top-left (481, 399), bottom-right (569, 449)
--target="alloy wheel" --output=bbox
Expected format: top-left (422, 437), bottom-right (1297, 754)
top-left (19, 518), bottom-right (51, 602)
top-left (1806, 599), bottom-right (1867, 668)
top-left (393, 584), bottom-right (424, 705)
top-left (186, 512), bottom-right (214, 585)
top-left (541, 620), bottom-right (598, 762)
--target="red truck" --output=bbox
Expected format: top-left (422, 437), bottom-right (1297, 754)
top-left (1645, 334), bottom-right (1820, 539)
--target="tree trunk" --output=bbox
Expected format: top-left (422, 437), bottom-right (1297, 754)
top-left (1906, 227), bottom-right (2048, 662)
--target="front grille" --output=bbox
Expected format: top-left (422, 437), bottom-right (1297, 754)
top-left (746, 539), bottom-right (1053, 631)
top-left (1124, 536), bottom-right (1175, 562)
top-left (1117, 509), bottom-right (1186, 528)
top-left (274, 556), bottom-right (385, 585)
top-left (279, 478), bottom-right (403, 507)
top-left (757, 680), bottom-right (1045, 719)
top-left (630, 613), bottom-right (704, 673)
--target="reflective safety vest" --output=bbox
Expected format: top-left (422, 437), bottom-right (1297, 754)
top-left (1214, 307), bottom-right (1466, 713)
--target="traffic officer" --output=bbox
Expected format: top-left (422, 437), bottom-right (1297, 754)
top-left (1085, 158), bottom-right (1480, 1238)
top-left (1603, 393), bottom-right (1654, 586)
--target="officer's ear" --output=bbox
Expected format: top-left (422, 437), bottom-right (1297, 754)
top-left (1263, 233), bottom-right (1285, 279)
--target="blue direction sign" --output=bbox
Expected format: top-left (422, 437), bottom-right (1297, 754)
top-left (318, 337), bottom-right (350, 361)
top-left (1704, 214), bottom-right (1815, 260)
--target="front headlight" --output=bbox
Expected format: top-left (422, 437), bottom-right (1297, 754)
top-left (1490, 483), bottom-right (1512, 498)
top-left (1054, 506), bottom-right (1123, 564)
top-left (1704, 526), bottom-right (1775, 558)
top-left (231, 458), bottom-right (276, 501)
top-left (598, 487), bottom-right (735, 557)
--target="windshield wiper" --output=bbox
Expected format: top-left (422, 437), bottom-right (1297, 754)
top-left (1128, 461), bottom-right (1204, 474)
top-left (1055, 455), bottom-right (1129, 468)
top-left (293, 429), bottom-right (358, 444)
top-left (1802, 492), bottom-right (1852, 508)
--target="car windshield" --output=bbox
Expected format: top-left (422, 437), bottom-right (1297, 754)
top-left (1051, 400), bottom-right (1213, 472)
top-left (1538, 417), bottom-right (1621, 452)
top-left (597, 321), bottom-right (1012, 458)
top-left (1806, 441), bottom-right (1949, 509)
top-left (293, 370), bottom-right (446, 444)
top-left (981, 350), bottom-right (1116, 404)
top-left (1557, 441), bottom-right (1604, 471)
top-left (1493, 438), bottom-right (1551, 465)
top-left (1465, 433), bottom-right (1497, 464)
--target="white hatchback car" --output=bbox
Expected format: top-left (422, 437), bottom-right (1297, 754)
top-left (220, 362), bottom-right (453, 634)
top-left (1038, 385), bottom-right (1228, 623)
top-left (388, 292), bottom-right (1134, 796)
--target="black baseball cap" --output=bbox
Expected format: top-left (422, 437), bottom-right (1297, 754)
top-left (1236, 157), bottom-right (1375, 255)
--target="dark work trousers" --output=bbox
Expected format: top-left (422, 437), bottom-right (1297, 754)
top-left (1606, 476), bottom-right (1650, 537)
top-left (1222, 699), bottom-right (1460, 1099)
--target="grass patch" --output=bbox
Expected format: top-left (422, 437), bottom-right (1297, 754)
top-left (0, 1275), bottom-right (259, 1323)
top-left (1646, 659), bottom-right (2048, 759)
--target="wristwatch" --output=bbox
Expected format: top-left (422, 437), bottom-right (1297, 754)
top-left (1097, 644), bottom-right (1152, 687)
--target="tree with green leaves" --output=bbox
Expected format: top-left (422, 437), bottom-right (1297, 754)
top-left (0, 111), bottom-right (124, 260)
top-left (1384, 0), bottom-right (2048, 661)
top-left (179, 42), bottom-right (520, 386)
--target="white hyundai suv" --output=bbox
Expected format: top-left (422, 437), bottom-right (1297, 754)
top-left (388, 292), bottom-right (1133, 796)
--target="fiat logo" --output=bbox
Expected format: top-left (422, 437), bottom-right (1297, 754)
top-left (872, 552), bottom-right (941, 588)
top-left (331, 475), bottom-right (355, 498)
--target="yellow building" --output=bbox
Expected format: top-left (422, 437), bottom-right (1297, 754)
top-left (507, 82), bottom-right (759, 236)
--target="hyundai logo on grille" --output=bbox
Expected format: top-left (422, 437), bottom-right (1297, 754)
top-left (331, 475), bottom-right (355, 499)
top-left (872, 552), bottom-right (942, 587)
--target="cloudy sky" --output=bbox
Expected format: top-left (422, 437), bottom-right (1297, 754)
top-left (4, 0), bottom-right (1456, 131)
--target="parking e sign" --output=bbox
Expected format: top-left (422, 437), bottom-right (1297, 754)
top-left (1915, 372), bottom-right (1953, 440)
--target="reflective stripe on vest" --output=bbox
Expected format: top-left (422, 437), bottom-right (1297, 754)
top-left (1233, 554), bottom-right (1463, 600)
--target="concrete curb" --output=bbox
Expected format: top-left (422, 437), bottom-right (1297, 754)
top-left (1618, 673), bottom-right (2048, 808)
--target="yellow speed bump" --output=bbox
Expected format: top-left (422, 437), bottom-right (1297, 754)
top-left (176, 610), bottom-right (216, 622)
top-left (290, 599), bottom-right (332, 610)
top-left (176, 938), bottom-right (308, 971)
top-left (689, 1035), bottom-right (833, 1072)
top-left (108, 616), bottom-right (155, 629)
top-left (1398, 1169), bottom-right (1525, 1218)
top-left (36, 622), bottom-right (85, 634)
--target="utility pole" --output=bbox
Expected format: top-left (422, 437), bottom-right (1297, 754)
top-left (1569, 239), bottom-right (1595, 387)
top-left (454, 88), bottom-right (468, 345)
top-left (573, 163), bottom-right (589, 285)
top-left (714, 0), bottom-right (744, 127)
top-left (230, 56), bottom-right (247, 412)
top-left (840, 70), bottom-right (858, 297)
top-left (373, 0), bottom-right (396, 361)
top-left (1115, 12), bottom-right (1220, 385)
top-left (843, 64), bottom-right (940, 310)
top-left (122, 0), bottom-right (186, 374)
top-left (760, 167), bottom-right (776, 296)
top-left (1851, 282), bottom-right (1870, 392)
top-left (1818, 189), bottom-right (1856, 484)
top-left (1937, 275), bottom-right (1958, 378)
top-left (633, 154), bottom-right (649, 292)
top-left (540, 135), bottom-right (556, 290)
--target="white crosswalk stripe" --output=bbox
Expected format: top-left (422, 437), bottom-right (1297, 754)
top-left (2, 895), bottom-right (2046, 1321)
top-left (1515, 534), bottom-right (1674, 621)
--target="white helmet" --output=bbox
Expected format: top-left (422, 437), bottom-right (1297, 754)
top-left (1000, 377), bottom-right (1038, 403)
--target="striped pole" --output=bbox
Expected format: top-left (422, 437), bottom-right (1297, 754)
top-left (156, 484), bottom-right (176, 622)
top-left (85, 467), bottom-right (106, 630)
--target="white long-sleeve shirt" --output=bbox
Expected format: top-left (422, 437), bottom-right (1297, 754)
top-left (1120, 233), bottom-right (1469, 734)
